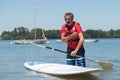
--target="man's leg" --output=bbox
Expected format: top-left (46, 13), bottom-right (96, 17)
top-left (67, 48), bottom-right (76, 66)
top-left (76, 48), bottom-right (86, 67)
top-left (67, 58), bottom-right (75, 65)
top-left (77, 58), bottom-right (86, 67)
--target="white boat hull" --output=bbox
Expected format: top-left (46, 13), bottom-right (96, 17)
top-left (11, 39), bottom-right (46, 44)
top-left (85, 39), bottom-right (99, 42)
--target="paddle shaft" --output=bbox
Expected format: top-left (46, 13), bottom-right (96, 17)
top-left (31, 43), bottom-right (97, 62)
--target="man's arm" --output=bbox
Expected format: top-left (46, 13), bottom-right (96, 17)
top-left (71, 32), bottom-right (84, 56)
top-left (61, 32), bottom-right (78, 42)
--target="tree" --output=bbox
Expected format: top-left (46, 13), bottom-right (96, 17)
top-left (30, 28), bottom-right (43, 39)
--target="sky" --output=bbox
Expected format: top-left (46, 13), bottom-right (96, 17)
top-left (0, 0), bottom-right (120, 35)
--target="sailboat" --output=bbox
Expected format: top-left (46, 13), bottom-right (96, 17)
top-left (11, 28), bottom-right (47, 44)
top-left (11, 0), bottom-right (47, 44)
top-left (30, 28), bottom-right (47, 44)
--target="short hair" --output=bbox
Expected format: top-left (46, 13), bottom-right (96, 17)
top-left (64, 12), bottom-right (74, 20)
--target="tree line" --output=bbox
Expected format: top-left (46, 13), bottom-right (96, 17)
top-left (1, 26), bottom-right (120, 40)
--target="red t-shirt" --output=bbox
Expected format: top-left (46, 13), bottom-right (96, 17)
top-left (61, 22), bottom-right (83, 49)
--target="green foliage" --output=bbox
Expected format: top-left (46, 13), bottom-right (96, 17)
top-left (45, 30), bottom-right (60, 39)
top-left (1, 31), bottom-right (13, 40)
top-left (83, 29), bottom-right (106, 38)
top-left (1, 27), bottom-right (30, 40)
top-left (1, 26), bottom-right (120, 40)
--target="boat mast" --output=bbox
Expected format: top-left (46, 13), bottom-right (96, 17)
top-left (34, 0), bottom-right (37, 40)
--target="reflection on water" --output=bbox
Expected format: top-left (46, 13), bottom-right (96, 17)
top-left (25, 68), bottom-right (115, 80)
top-left (56, 73), bottom-right (99, 80)
top-left (28, 72), bottom-right (99, 80)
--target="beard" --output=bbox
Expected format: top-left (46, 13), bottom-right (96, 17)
top-left (66, 21), bottom-right (71, 25)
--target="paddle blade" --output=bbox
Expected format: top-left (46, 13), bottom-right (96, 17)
top-left (97, 61), bottom-right (113, 70)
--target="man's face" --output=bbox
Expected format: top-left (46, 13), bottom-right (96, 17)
top-left (64, 15), bottom-right (73, 25)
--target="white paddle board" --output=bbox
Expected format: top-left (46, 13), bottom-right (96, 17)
top-left (24, 61), bottom-right (102, 76)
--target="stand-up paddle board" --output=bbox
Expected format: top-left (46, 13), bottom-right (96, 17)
top-left (24, 61), bottom-right (102, 76)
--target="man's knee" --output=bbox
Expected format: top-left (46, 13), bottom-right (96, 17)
top-left (67, 59), bottom-right (75, 65)
top-left (77, 58), bottom-right (86, 67)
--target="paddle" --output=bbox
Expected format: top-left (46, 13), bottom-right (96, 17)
top-left (30, 42), bottom-right (113, 70)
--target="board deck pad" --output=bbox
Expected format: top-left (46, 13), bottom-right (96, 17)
top-left (24, 61), bottom-right (102, 76)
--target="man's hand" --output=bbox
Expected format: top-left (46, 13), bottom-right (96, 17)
top-left (71, 50), bottom-right (77, 57)
top-left (72, 32), bottom-right (78, 37)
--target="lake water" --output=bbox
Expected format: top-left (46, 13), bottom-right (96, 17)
top-left (0, 38), bottom-right (120, 80)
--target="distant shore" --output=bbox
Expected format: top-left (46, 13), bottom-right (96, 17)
top-left (1, 26), bottom-right (120, 40)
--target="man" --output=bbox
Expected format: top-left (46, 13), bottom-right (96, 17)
top-left (61, 12), bottom-right (85, 67)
